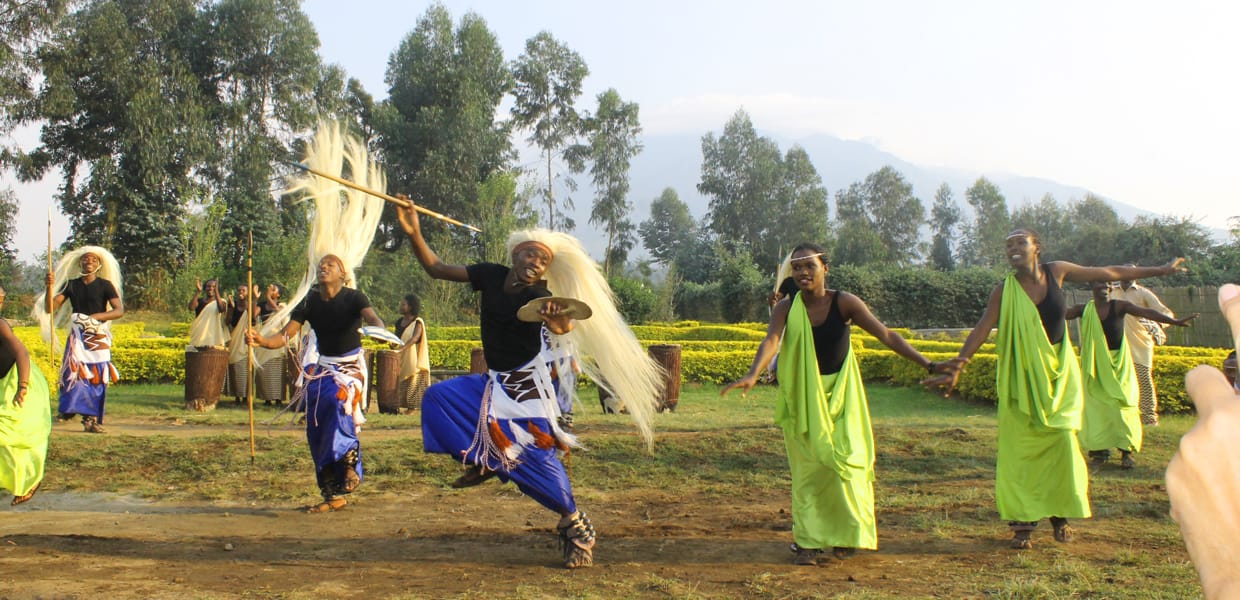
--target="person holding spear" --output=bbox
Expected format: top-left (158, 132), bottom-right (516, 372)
top-left (35, 246), bottom-right (124, 434)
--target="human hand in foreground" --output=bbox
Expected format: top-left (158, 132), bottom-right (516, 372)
top-left (1166, 284), bottom-right (1240, 600)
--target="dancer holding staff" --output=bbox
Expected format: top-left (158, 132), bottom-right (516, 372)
top-left (926, 228), bottom-right (1186, 548)
top-left (35, 246), bottom-right (124, 434)
top-left (721, 243), bottom-right (947, 565)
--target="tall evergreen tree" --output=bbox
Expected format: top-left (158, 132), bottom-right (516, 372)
top-left (568, 88), bottom-right (642, 275)
top-left (957, 177), bottom-right (1010, 269)
top-left (510, 30), bottom-right (588, 231)
top-left (928, 183), bottom-right (959, 271)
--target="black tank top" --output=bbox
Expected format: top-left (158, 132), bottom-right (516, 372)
top-left (1097, 300), bottom-right (1125, 350)
top-left (803, 290), bottom-right (850, 375)
top-left (1035, 265), bottom-right (1066, 345)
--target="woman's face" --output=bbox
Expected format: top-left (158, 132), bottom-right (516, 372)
top-left (267, 284), bottom-right (280, 299)
top-left (790, 250), bottom-right (827, 292)
top-left (399, 299), bottom-right (410, 315)
top-left (1091, 281), bottom-right (1109, 300)
top-left (236, 285), bottom-right (248, 299)
top-left (204, 281), bottom-right (218, 297)
top-left (1005, 232), bottom-right (1038, 269)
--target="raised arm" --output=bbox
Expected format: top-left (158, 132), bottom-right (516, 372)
top-left (1119, 301), bottom-right (1198, 327)
top-left (840, 292), bottom-right (936, 372)
top-left (721, 299), bottom-right (790, 397)
top-left (1057, 257), bottom-right (1186, 285)
top-left (395, 201), bottom-right (469, 283)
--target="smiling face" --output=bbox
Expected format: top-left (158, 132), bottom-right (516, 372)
top-left (203, 280), bottom-right (218, 298)
top-left (266, 284), bottom-right (280, 300)
top-left (510, 244), bottom-right (552, 285)
top-left (1004, 230), bottom-right (1040, 270)
top-left (80, 253), bottom-right (100, 275)
top-left (790, 249), bottom-right (827, 292)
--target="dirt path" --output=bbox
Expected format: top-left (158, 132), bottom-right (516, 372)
top-left (1, 421), bottom-right (1198, 599)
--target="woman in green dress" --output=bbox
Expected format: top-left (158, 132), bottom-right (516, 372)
top-left (722, 243), bottom-right (946, 566)
top-left (929, 229), bottom-right (1185, 549)
top-left (0, 286), bottom-right (52, 506)
top-left (1067, 282), bottom-right (1197, 470)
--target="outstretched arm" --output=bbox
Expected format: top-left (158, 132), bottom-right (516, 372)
top-left (721, 300), bottom-right (790, 397)
top-left (1057, 257), bottom-right (1186, 285)
top-left (1120, 301), bottom-right (1198, 327)
top-left (395, 200), bottom-right (469, 282)
top-left (361, 307), bottom-right (384, 329)
top-left (841, 292), bottom-right (938, 372)
top-left (923, 282), bottom-right (1003, 394)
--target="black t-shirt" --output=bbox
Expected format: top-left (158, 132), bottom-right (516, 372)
top-left (289, 287), bottom-right (371, 356)
top-left (468, 263), bottom-right (550, 371)
top-left (63, 277), bottom-right (119, 315)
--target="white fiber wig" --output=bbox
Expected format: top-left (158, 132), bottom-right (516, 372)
top-left (507, 229), bottom-right (665, 452)
top-left (262, 121), bottom-right (385, 335)
top-left (32, 245), bottom-right (123, 352)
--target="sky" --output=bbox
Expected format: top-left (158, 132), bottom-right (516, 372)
top-left (7, 0), bottom-right (1238, 262)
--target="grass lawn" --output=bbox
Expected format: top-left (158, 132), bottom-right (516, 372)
top-left (35, 381), bottom-right (1202, 598)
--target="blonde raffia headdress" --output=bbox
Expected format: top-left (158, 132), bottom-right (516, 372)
top-left (506, 229), bottom-right (665, 452)
top-left (261, 122), bottom-right (385, 335)
top-left (32, 245), bottom-right (123, 352)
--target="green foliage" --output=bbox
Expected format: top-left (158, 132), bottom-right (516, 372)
top-left (607, 275), bottom-right (658, 324)
top-left (928, 183), bottom-right (959, 271)
top-left (957, 177), bottom-right (1010, 269)
top-left (510, 30), bottom-right (588, 231)
top-left (716, 245), bottom-right (767, 323)
top-left (833, 165), bottom-right (925, 266)
top-left (569, 88), bottom-right (642, 276)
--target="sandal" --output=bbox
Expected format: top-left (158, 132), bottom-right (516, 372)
top-left (342, 467), bottom-right (361, 493)
top-left (11, 482), bottom-right (40, 506)
top-left (558, 512), bottom-right (596, 569)
top-left (306, 498), bottom-right (348, 513)
top-left (1051, 518), bottom-right (1074, 543)
top-left (790, 544), bottom-right (823, 566)
top-left (1010, 530), bottom-right (1033, 549)
top-left (451, 465), bottom-right (497, 489)
top-left (832, 547), bottom-right (856, 560)
top-left (1120, 452), bottom-right (1136, 470)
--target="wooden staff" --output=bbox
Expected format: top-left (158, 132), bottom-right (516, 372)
top-left (246, 230), bottom-right (256, 464)
top-left (284, 161), bottom-right (481, 233)
top-left (47, 208), bottom-right (57, 383)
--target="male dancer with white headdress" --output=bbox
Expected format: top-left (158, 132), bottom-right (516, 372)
top-left (38, 246), bottom-right (124, 433)
top-left (396, 201), bottom-right (665, 569)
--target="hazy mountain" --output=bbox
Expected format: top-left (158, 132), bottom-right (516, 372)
top-left (555, 131), bottom-right (1177, 259)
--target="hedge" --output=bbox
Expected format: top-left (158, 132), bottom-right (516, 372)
top-left (6, 321), bottom-right (1226, 416)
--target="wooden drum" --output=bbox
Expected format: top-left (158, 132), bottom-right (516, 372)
top-left (184, 348), bottom-right (229, 412)
top-left (648, 344), bottom-right (682, 412)
top-left (373, 349), bottom-right (401, 414)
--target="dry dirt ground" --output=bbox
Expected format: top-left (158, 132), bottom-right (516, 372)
top-left (0, 419), bottom-right (1196, 600)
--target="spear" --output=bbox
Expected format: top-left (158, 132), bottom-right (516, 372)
top-left (284, 161), bottom-right (481, 233)
top-left (246, 230), bottom-right (256, 464)
top-left (47, 208), bottom-right (57, 384)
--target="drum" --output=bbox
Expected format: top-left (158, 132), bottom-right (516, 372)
top-left (648, 344), bottom-right (682, 412)
top-left (184, 348), bottom-right (229, 411)
top-left (469, 347), bottom-right (487, 375)
top-left (374, 349), bottom-right (401, 414)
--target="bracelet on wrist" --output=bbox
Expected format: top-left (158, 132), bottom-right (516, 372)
top-left (925, 361), bottom-right (937, 374)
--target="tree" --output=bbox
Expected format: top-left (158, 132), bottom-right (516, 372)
top-left (832, 166), bottom-right (924, 266)
top-left (928, 183), bottom-right (959, 271)
top-left (639, 188), bottom-right (695, 266)
top-left (698, 109), bottom-right (785, 268)
top-left (203, 0), bottom-right (324, 266)
top-left (774, 145), bottom-right (829, 251)
top-left (1060, 194), bottom-right (1122, 266)
top-left (510, 30), bottom-right (588, 231)
top-left (0, 0), bottom-right (70, 145)
top-left (376, 5), bottom-right (513, 247)
top-left (957, 177), bottom-right (1010, 269)
top-left (0, 188), bottom-right (18, 283)
top-left (20, 0), bottom-right (215, 306)
top-left (1010, 194), bottom-right (1070, 260)
top-left (568, 88), bottom-right (642, 276)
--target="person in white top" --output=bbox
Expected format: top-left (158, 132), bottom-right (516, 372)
top-left (1110, 274), bottom-right (1176, 426)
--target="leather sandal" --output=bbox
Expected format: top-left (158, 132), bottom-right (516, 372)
top-left (11, 482), bottom-right (40, 506)
top-left (306, 497), bottom-right (348, 513)
top-left (451, 465), bottom-right (497, 489)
